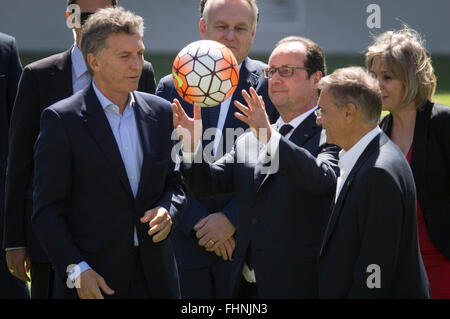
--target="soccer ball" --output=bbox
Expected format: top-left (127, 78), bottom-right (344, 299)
top-left (172, 40), bottom-right (239, 107)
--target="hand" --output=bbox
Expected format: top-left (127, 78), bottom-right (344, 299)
top-left (172, 98), bottom-right (203, 153)
top-left (234, 87), bottom-right (273, 144)
top-left (194, 212), bottom-right (236, 250)
top-left (211, 237), bottom-right (236, 261)
top-left (6, 248), bottom-right (31, 282)
top-left (140, 207), bottom-right (173, 242)
top-left (76, 269), bottom-right (115, 299)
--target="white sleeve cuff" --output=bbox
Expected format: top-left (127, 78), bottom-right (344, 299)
top-left (67, 261), bottom-right (91, 282)
top-left (266, 130), bottom-right (282, 156)
top-left (182, 143), bottom-right (201, 163)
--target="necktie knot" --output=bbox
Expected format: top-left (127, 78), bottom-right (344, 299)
top-left (279, 124), bottom-right (294, 137)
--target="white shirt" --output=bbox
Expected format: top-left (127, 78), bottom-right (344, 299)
top-left (71, 43), bottom-right (91, 93)
top-left (335, 126), bottom-right (382, 203)
top-left (266, 106), bottom-right (318, 155)
top-left (212, 63), bottom-right (242, 156)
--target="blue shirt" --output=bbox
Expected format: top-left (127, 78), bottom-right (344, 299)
top-left (92, 81), bottom-right (143, 197)
top-left (71, 44), bottom-right (91, 93)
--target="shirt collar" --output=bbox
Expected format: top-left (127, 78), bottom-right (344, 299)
top-left (92, 80), bottom-right (135, 112)
top-left (276, 105), bottom-right (318, 131)
top-left (71, 43), bottom-right (89, 78)
top-left (339, 126), bottom-right (382, 174)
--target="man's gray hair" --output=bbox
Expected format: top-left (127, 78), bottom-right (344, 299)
top-left (81, 6), bottom-right (144, 74)
top-left (319, 67), bottom-right (382, 124)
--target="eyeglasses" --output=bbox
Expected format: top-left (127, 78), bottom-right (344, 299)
top-left (262, 65), bottom-right (310, 79)
top-left (80, 12), bottom-right (94, 26)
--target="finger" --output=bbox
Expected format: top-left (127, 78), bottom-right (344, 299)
top-left (140, 208), bottom-right (157, 223)
top-left (223, 240), bottom-right (233, 261)
top-left (193, 217), bottom-right (208, 231)
top-left (98, 277), bottom-right (115, 296)
top-left (249, 87), bottom-right (261, 109)
top-left (12, 264), bottom-right (29, 282)
top-left (218, 244), bottom-right (228, 261)
top-left (149, 210), bottom-right (168, 228)
top-left (198, 235), bottom-right (212, 247)
top-left (258, 95), bottom-right (266, 111)
top-left (234, 112), bottom-right (252, 127)
top-left (193, 105), bottom-right (202, 121)
top-left (214, 247), bottom-right (222, 257)
top-left (233, 100), bottom-right (250, 117)
top-left (149, 216), bottom-right (171, 237)
top-left (152, 224), bottom-right (171, 243)
top-left (241, 89), bottom-right (255, 111)
top-left (229, 237), bottom-right (236, 251)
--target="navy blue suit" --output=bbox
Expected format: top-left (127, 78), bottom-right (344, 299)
top-left (182, 113), bottom-right (339, 298)
top-left (3, 46), bottom-right (156, 298)
top-left (0, 32), bottom-right (29, 299)
top-left (318, 132), bottom-right (429, 298)
top-left (32, 86), bottom-right (185, 298)
top-left (156, 57), bottom-right (278, 298)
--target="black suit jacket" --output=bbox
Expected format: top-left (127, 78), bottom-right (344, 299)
top-left (183, 112), bottom-right (339, 298)
top-left (318, 132), bottom-right (429, 298)
top-left (156, 57), bottom-right (279, 270)
top-left (0, 32), bottom-right (29, 299)
top-left (380, 100), bottom-right (450, 259)
top-left (3, 46), bottom-right (156, 262)
top-left (32, 86), bottom-right (185, 298)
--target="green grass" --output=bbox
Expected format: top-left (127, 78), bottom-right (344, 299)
top-left (434, 94), bottom-right (450, 106)
top-left (19, 52), bottom-right (450, 100)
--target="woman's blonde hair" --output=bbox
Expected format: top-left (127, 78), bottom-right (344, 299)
top-left (366, 26), bottom-right (436, 108)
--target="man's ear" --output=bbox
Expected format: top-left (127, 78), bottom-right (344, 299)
top-left (87, 53), bottom-right (99, 73)
top-left (311, 71), bottom-right (323, 90)
top-left (199, 18), bottom-right (207, 39)
top-left (344, 103), bottom-right (357, 120)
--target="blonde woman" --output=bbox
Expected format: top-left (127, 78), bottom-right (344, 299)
top-left (367, 27), bottom-right (450, 298)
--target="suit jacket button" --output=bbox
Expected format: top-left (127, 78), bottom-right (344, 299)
top-left (251, 218), bottom-right (258, 225)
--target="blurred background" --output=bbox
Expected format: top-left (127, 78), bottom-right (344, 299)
top-left (1, 0), bottom-right (449, 102)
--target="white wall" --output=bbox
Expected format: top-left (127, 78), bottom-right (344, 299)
top-left (0, 0), bottom-right (449, 55)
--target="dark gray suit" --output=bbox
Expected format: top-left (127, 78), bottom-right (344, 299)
top-left (0, 32), bottom-right (29, 299)
top-left (3, 46), bottom-right (156, 298)
top-left (318, 132), bottom-right (430, 298)
top-left (183, 112), bottom-right (339, 298)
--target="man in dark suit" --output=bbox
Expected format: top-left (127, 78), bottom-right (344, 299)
top-left (173, 36), bottom-right (339, 298)
top-left (3, 0), bottom-right (156, 299)
top-left (156, 0), bottom-right (278, 298)
top-left (315, 66), bottom-right (429, 298)
top-left (32, 7), bottom-right (185, 299)
top-left (0, 32), bottom-right (29, 299)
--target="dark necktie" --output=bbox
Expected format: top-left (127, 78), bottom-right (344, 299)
top-left (279, 124), bottom-right (294, 137)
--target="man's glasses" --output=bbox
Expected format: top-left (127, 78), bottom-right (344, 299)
top-left (262, 65), bottom-right (310, 79)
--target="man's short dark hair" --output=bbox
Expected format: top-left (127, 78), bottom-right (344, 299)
top-left (67, 0), bottom-right (118, 7)
top-left (276, 36), bottom-right (327, 79)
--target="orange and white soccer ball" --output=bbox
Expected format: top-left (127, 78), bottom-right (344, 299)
top-left (172, 40), bottom-right (239, 107)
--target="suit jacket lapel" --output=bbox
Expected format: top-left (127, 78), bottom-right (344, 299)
top-left (133, 93), bottom-right (159, 200)
top-left (410, 101), bottom-right (431, 206)
top-left (254, 112), bottom-right (320, 193)
top-left (81, 84), bottom-right (134, 200)
top-left (49, 47), bottom-right (74, 101)
top-left (320, 132), bottom-right (389, 255)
